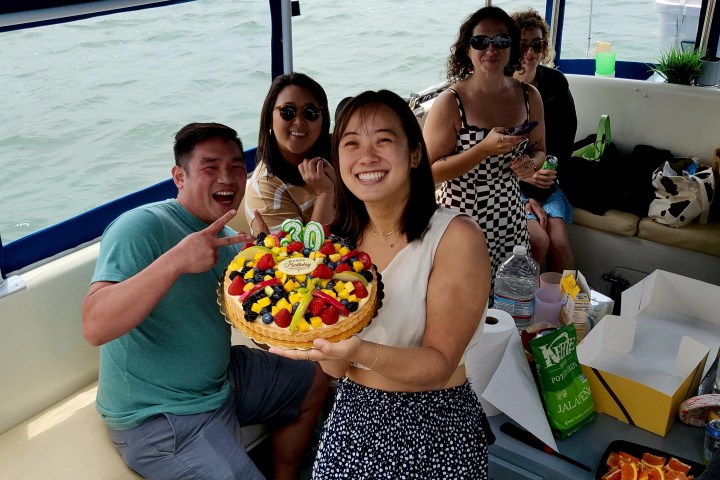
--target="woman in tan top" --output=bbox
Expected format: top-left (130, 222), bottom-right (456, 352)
top-left (245, 73), bottom-right (336, 233)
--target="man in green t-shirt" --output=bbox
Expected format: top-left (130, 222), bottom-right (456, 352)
top-left (82, 123), bottom-right (327, 480)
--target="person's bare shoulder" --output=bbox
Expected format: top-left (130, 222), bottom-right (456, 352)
top-left (442, 214), bottom-right (486, 249)
top-left (526, 82), bottom-right (542, 100)
top-left (423, 89), bottom-right (463, 161)
top-left (427, 88), bottom-right (460, 119)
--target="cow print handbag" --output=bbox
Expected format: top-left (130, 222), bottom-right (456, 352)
top-left (648, 158), bottom-right (715, 227)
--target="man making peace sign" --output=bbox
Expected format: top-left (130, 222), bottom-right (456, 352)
top-left (82, 123), bottom-right (326, 480)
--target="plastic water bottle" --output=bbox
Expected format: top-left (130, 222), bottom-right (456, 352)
top-left (493, 245), bottom-right (540, 329)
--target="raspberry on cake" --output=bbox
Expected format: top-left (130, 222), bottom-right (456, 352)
top-left (221, 221), bottom-right (380, 349)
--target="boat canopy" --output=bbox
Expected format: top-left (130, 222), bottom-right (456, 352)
top-left (0, 0), bottom-right (193, 32)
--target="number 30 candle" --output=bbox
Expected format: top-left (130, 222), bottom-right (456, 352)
top-left (280, 219), bottom-right (325, 251)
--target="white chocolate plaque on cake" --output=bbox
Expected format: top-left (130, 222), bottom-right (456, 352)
top-left (277, 257), bottom-right (317, 275)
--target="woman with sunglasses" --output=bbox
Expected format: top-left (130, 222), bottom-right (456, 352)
top-left (270, 89), bottom-right (492, 479)
top-left (512, 8), bottom-right (576, 273)
top-left (245, 72), bottom-right (335, 233)
top-left (423, 6), bottom-right (546, 300)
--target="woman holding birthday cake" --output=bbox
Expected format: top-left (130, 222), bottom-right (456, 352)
top-left (270, 90), bottom-right (492, 479)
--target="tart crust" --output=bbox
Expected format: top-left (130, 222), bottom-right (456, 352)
top-left (221, 268), bottom-right (378, 349)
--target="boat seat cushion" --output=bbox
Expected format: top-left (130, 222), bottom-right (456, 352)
top-left (572, 208), bottom-right (640, 237)
top-left (0, 381), bottom-right (268, 480)
top-left (638, 218), bottom-right (720, 257)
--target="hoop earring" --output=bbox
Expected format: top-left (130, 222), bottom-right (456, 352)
top-left (268, 128), bottom-right (273, 136)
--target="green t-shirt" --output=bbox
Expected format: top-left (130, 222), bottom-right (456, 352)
top-left (92, 200), bottom-right (241, 430)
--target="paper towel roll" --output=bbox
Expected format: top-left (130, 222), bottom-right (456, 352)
top-left (465, 308), bottom-right (517, 416)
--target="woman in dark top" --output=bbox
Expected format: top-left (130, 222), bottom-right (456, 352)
top-left (512, 8), bottom-right (576, 273)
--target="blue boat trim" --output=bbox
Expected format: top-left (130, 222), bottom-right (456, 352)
top-left (269, 0), bottom-right (285, 79)
top-left (557, 59), bottom-right (655, 80)
top-left (269, 0), bottom-right (301, 79)
top-left (545, 0), bottom-right (566, 67)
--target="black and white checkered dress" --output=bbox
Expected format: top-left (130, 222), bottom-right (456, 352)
top-left (436, 87), bottom-right (530, 298)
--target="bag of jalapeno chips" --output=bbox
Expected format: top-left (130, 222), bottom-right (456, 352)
top-left (530, 325), bottom-right (595, 439)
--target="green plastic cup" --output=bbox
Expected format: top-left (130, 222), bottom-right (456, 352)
top-left (595, 51), bottom-right (616, 76)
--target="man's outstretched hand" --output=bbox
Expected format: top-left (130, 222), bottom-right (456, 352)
top-left (175, 210), bottom-right (251, 274)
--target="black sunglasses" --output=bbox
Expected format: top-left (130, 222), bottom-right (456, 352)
top-left (274, 104), bottom-right (323, 122)
top-left (521, 38), bottom-right (547, 53)
top-left (468, 33), bottom-right (512, 51)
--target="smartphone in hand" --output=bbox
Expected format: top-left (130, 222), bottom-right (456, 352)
top-left (507, 120), bottom-right (539, 136)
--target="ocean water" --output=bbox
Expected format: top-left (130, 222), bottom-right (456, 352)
top-left (0, 0), bottom-right (665, 243)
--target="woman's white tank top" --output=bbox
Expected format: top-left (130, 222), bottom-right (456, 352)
top-left (358, 207), bottom-right (486, 365)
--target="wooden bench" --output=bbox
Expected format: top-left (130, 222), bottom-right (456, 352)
top-left (0, 242), bottom-right (267, 479)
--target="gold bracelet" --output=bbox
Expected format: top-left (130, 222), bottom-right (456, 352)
top-left (368, 344), bottom-right (380, 370)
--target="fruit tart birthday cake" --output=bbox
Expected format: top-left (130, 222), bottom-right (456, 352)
top-left (221, 220), bottom-right (381, 349)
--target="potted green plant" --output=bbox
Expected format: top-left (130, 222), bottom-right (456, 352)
top-left (649, 47), bottom-right (703, 85)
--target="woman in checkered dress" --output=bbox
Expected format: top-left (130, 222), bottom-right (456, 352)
top-left (424, 6), bottom-right (547, 299)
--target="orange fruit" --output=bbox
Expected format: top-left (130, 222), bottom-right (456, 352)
top-left (642, 453), bottom-right (667, 467)
top-left (663, 472), bottom-right (686, 480)
top-left (606, 450), bottom-right (690, 480)
top-left (619, 452), bottom-right (642, 464)
top-left (621, 462), bottom-right (639, 480)
top-left (648, 466), bottom-right (666, 480)
top-left (666, 458), bottom-right (691, 475)
top-left (602, 468), bottom-right (622, 480)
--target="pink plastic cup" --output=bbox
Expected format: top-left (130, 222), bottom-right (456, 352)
top-left (534, 285), bottom-right (563, 326)
top-left (540, 272), bottom-right (563, 289)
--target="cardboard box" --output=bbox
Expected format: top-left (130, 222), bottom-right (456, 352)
top-left (560, 270), bottom-right (591, 340)
top-left (589, 290), bottom-right (614, 326)
top-left (577, 270), bottom-right (720, 436)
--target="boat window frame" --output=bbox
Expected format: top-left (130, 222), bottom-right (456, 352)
top-left (545, 0), bottom-right (720, 78)
top-left (0, 0), bottom-right (269, 277)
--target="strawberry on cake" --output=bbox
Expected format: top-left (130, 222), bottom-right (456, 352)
top-left (221, 221), bottom-right (381, 349)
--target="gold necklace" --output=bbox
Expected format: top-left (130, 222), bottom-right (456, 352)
top-left (369, 224), bottom-right (398, 248)
top-left (369, 224), bottom-right (394, 237)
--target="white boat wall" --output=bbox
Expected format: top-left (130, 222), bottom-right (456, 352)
top-left (0, 239), bottom-right (266, 479)
top-left (1, 1), bottom-right (719, 478)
